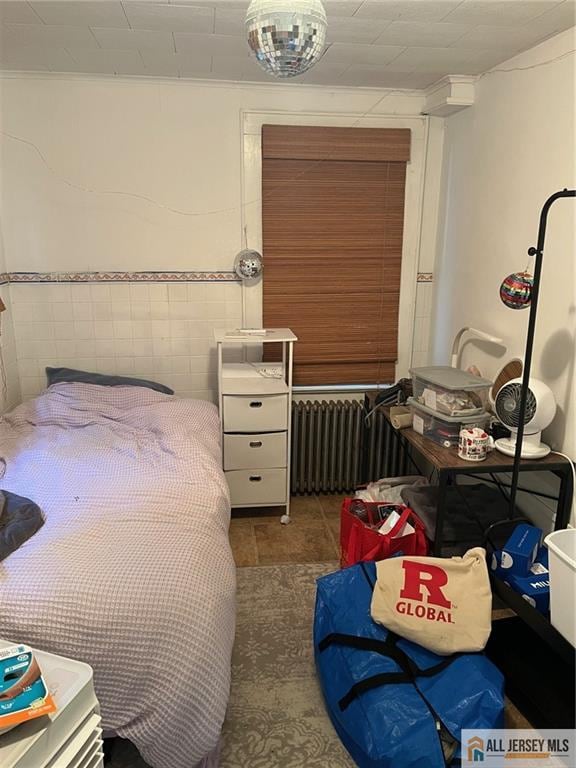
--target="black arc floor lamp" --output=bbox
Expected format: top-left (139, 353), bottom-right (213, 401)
top-left (502, 188), bottom-right (576, 516)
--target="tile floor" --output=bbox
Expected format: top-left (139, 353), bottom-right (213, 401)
top-left (229, 494), bottom-right (343, 567)
top-left (229, 496), bottom-right (533, 729)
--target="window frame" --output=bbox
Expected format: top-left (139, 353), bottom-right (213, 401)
top-left (241, 109), bottom-right (443, 383)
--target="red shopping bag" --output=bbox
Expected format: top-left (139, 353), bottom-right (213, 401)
top-left (340, 499), bottom-right (428, 568)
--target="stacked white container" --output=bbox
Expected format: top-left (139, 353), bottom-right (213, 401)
top-left (0, 643), bottom-right (103, 768)
top-left (408, 366), bottom-right (492, 448)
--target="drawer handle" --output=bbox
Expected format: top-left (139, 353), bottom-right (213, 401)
top-left (249, 401), bottom-right (263, 408)
top-left (249, 441), bottom-right (263, 448)
top-left (249, 475), bottom-right (262, 482)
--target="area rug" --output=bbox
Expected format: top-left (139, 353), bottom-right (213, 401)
top-left (220, 562), bottom-right (354, 768)
top-left (108, 562), bottom-right (354, 768)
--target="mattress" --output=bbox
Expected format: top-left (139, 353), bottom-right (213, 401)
top-left (0, 383), bottom-right (236, 768)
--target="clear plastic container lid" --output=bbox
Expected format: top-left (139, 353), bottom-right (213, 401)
top-left (410, 366), bottom-right (493, 390)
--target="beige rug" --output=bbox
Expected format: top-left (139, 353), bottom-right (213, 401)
top-left (220, 562), bottom-right (354, 768)
top-left (109, 562), bottom-right (354, 768)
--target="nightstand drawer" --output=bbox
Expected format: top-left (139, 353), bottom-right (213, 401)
top-left (224, 432), bottom-right (287, 470)
top-left (226, 468), bottom-right (287, 505)
top-left (223, 394), bottom-right (288, 432)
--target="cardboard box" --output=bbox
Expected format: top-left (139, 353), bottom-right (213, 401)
top-left (491, 542), bottom-right (548, 582)
top-left (500, 524), bottom-right (542, 577)
top-left (508, 573), bottom-right (550, 614)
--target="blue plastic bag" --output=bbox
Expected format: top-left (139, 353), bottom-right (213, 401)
top-left (314, 562), bottom-right (504, 768)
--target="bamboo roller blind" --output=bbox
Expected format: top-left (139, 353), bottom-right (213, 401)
top-left (262, 124), bottom-right (411, 386)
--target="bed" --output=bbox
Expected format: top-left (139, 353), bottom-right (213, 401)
top-left (0, 382), bottom-right (236, 768)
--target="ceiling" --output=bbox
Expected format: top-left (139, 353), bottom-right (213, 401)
top-left (0, 0), bottom-right (575, 89)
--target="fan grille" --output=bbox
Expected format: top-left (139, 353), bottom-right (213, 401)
top-left (495, 383), bottom-right (537, 427)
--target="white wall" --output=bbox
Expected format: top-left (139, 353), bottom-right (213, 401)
top-left (0, 74), bottom-right (426, 400)
top-left (432, 28), bottom-right (576, 460)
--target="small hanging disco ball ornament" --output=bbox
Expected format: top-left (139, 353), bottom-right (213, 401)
top-left (245, 0), bottom-right (327, 79)
top-left (499, 271), bottom-right (533, 309)
top-left (234, 249), bottom-right (263, 281)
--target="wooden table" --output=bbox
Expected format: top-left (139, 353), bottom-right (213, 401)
top-left (383, 407), bottom-right (573, 555)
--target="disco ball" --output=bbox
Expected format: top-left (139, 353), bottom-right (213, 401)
top-left (245, 0), bottom-right (327, 79)
top-left (234, 249), bottom-right (263, 281)
top-left (499, 271), bottom-right (533, 309)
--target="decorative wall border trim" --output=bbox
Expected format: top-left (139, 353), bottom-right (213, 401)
top-left (5, 270), bottom-right (239, 283)
top-left (2, 270), bottom-right (434, 284)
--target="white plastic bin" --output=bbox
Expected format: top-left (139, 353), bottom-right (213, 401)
top-left (544, 528), bottom-right (576, 647)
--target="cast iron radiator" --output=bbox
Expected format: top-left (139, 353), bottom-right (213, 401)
top-left (291, 399), bottom-right (409, 495)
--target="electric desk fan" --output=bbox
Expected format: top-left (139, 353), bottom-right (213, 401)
top-left (494, 377), bottom-right (556, 458)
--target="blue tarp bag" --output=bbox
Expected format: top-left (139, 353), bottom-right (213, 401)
top-left (314, 561), bottom-right (504, 768)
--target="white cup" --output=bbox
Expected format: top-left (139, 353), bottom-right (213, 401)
top-left (458, 427), bottom-right (494, 462)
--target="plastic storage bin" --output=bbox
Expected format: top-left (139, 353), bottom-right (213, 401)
top-left (410, 366), bottom-right (492, 417)
top-left (544, 529), bottom-right (576, 647)
top-left (408, 398), bottom-right (490, 448)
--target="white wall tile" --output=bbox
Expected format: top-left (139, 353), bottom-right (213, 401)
top-left (94, 321), bottom-right (114, 338)
top-left (8, 281), bottom-right (245, 400)
top-left (73, 302), bottom-right (94, 321)
top-left (70, 285), bottom-right (92, 302)
top-left (170, 338), bottom-right (191, 356)
top-left (94, 339), bottom-right (116, 357)
top-left (115, 357), bottom-right (136, 373)
top-left (113, 339), bottom-right (134, 357)
top-left (73, 321), bottom-right (95, 339)
top-left (169, 320), bottom-right (190, 338)
top-left (54, 321), bottom-right (75, 339)
top-left (93, 303), bottom-right (113, 320)
top-left (131, 302), bottom-right (151, 320)
top-left (90, 284), bottom-right (112, 302)
top-left (129, 284), bottom-right (150, 302)
top-left (149, 284), bottom-right (168, 302)
top-left (56, 340), bottom-right (77, 357)
top-left (132, 339), bottom-right (154, 357)
top-left (109, 285), bottom-right (131, 302)
top-left (133, 320), bottom-right (153, 338)
top-left (52, 302), bottom-right (72, 321)
top-left (113, 320), bottom-right (133, 339)
top-left (168, 284), bottom-right (187, 302)
top-left (150, 320), bottom-right (169, 338)
top-left (150, 301), bottom-right (169, 320)
top-left (96, 357), bottom-right (117, 374)
top-left (137, 357), bottom-right (156, 374)
top-left (111, 303), bottom-right (131, 320)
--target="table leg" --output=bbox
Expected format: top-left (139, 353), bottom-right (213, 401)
top-left (433, 470), bottom-right (451, 556)
top-left (555, 467), bottom-right (574, 530)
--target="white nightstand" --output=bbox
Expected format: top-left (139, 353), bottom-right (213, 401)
top-left (0, 643), bottom-right (103, 768)
top-left (215, 328), bottom-right (297, 522)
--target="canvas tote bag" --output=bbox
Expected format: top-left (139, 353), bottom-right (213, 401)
top-left (371, 547), bottom-right (492, 655)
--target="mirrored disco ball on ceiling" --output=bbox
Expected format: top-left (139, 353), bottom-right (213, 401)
top-left (246, 0), bottom-right (327, 79)
top-left (234, 249), bottom-right (263, 281)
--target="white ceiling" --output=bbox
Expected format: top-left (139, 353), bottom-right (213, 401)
top-left (0, 0), bottom-right (575, 89)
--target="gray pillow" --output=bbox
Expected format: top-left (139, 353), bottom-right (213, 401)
top-left (46, 367), bottom-right (174, 395)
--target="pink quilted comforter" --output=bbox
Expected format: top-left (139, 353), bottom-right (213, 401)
top-left (0, 383), bottom-right (236, 768)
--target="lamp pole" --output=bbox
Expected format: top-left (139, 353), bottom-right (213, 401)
top-left (508, 188), bottom-right (576, 517)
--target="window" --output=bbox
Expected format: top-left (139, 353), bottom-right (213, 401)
top-left (261, 124), bottom-right (411, 385)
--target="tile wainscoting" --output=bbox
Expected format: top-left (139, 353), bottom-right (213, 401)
top-left (0, 283), bottom-right (20, 409)
top-left (8, 279), bottom-right (242, 401)
top-left (412, 279), bottom-right (433, 369)
top-left (2, 270), bottom-right (434, 404)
